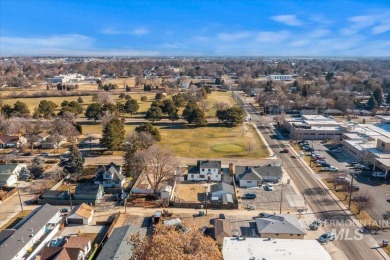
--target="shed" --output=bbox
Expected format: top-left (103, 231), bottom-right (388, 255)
top-left (66, 203), bottom-right (94, 225)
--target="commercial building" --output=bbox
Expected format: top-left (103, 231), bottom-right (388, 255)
top-left (267, 75), bottom-right (293, 81)
top-left (222, 238), bottom-right (331, 260)
top-left (45, 74), bottom-right (85, 84)
top-left (284, 115), bottom-right (345, 140)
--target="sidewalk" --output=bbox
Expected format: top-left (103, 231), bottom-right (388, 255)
top-left (288, 143), bottom-right (390, 259)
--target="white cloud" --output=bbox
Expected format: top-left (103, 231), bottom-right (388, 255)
top-left (2, 34), bottom-right (94, 49)
top-left (0, 34), bottom-right (158, 56)
top-left (271, 15), bottom-right (302, 26)
top-left (372, 20), bottom-right (390, 34)
top-left (310, 29), bottom-right (330, 38)
top-left (217, 31), bottom-right (251, 41)
top-left (256, 31), bottom-right (290, 43)
top-left (100, 27), bottom-right (149, 35)
top-left (130, 28), bottom-right (149, 35)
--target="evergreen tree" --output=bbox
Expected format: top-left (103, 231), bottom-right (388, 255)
top-left (182, 101), bottom-right (207, 126)
top-left (100, 118), bottom-right (125, 151)
top-left (168, 111), bottom-right (180, 122)
top-left (161, 99), bottom-right (177, 115)
top-left (77, 97), bottom-right (84, 103)
top-left (367, 95), bottom-right (378, 110)
top-left (85, 103), bottom-right (102, 121)
top-left (145, 106), bottom-right (163, 122)
top-left (65, 145), bottom-right (85, 177)
top-left (301, 85), bottom-right (308, 97)
top-left (13, 101), bottom-right (30, 117)
top-left (135, 123), bottom-right (161, 141)
top-left (36, 100), bottom-right (57, 118)
top-left (386, 92), bottom-right (390, 105)
top-left (124, 99), bottom-right (139, 116)
top-left (216, 106), bottom-right (245, 126)
top-left (372, 87), bottom-right (383, 105)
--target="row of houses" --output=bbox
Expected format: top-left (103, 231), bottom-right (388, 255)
top-left (0, 133), bottom-right (67, 149)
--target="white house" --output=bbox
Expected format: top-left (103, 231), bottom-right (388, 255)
top-left (66, 203), bottom-right (94, 225)
top-left (94, 162), bottom-right (125, 188)
top-left (0, 163), bottom-right (28, 186)
top-left (187, 160), bottom-right (222, 182)
top-left (0, 173), bottom-right (17, 187)
top-left (0, 163), bottom-right (28, 177)
top-left (0, 204), bottom-right (61, 260)
top-left (234, 165), bottom-right (283, 188)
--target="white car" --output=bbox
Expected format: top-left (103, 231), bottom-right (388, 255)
top-left (372, 172), bottom-right (386, 178)
top-left (265, 183), bottom-right (274, 191)
top-left (324, 166), bottom-right (339, 172)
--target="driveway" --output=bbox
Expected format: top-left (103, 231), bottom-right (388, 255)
top-left (238, 184), bottom-right (303, 212)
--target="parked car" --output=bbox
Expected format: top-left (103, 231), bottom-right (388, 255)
top-left (337, 185), bottom-right (360, 192)
top-left (372, 172), bottom-right (386, 178)
top-left (42, 152), bottom-right (49, 156)
top-left (60, 208), bottom-right (69, 213)
top-left (324, 166), bottom-right (339, 172)
top-left (281, 148), bottom-right (289, 153)
top-left (22, 152), bottom-right (32, 156)
top-left (310, 219), bottom-right (324, 230)
top-left (349, 162), bottom-right (359, 166)
top-left (243, 193), bottom-right (257, 199)
top-left (265, 183), bottom-right (274, 191)
top-left (318, 232), bottom-right (335, 243)
top-left (354, 164), bottom-right (369, 170)
top-left (219, 213), bottom-right (226, 219)
top-left (320, 163), bottom-right (331, 167)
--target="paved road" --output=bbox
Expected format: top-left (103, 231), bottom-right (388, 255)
top-left (234, 91), bottom-right (389, 260)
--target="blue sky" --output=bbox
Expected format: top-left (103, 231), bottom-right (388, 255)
top-left (1, 0), bottom-right (390, 56)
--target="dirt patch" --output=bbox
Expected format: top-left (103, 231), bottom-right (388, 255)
top-left (174, 182), bottom-right (207, 202)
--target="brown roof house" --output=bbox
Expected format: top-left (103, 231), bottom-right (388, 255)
top-left (214, 219), bottom-right (232, 245)
top-left (66, 203), bottom-right (94, 225)
top-left (38, 236), bottom-right (91, 260)
top-left (0, 135), bottom-right (26, 148)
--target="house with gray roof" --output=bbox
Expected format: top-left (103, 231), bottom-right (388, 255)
top-left (234, 165), bottom-right (282, 188)
top-left (97, 225), bottom-right (146, 260)
top-left (255, 214), bottom-right (305, 239)
top-left (0, 204), bottom-right (61, 260)
top-left (210, 182), bottom-right (235, 200)
top-left (94, 162), bottom-right (125, 188)
top-left (187, 160), bottom-right (222, 182)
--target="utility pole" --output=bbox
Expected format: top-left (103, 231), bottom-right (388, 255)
top-left (16, 183), bottom-right (24, 212)
top-left (279, 183), bottom-right (284, 214)
top-left (68, 183), bottom-right (73, 211)
top-left (204, 185), bottom-right (208, 216)
top-left (348, 171), bottom-right (355, 209)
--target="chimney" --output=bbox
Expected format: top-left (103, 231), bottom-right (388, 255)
top-left (229, 163), bottom-right (235, 176)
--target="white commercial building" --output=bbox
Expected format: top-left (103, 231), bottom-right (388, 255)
top-left (285, 115), bottom-right (345, 140)
top-left (45, 74), bottom-right (85, 84)
top-left (222, 238), bottom-right (331, 260)
top-left (267, 75), bottom-right (293, 81)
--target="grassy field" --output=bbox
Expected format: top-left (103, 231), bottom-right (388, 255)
top-left (80, 122), bottom-right (268, 158)
top-left (202, 91), bottom-right (235, 118)
top-left (2, 92), bottom-right (156, 116)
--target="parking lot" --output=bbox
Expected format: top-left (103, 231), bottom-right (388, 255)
top-left (307, 141), bottom-right (390, 228)
top-left (238, 184), bottom-right (305, 211)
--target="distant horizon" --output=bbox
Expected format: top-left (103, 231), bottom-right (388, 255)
top-left (1, 1), bottom-right (390, 56)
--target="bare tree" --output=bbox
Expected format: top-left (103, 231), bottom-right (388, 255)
top-left (92, 91), bottom-right (114, 104)
top-left (129, 225), bottom-right (222, 260)
top-left (354, 191), bottom-right (375, 214)
top-left (199, 100), bottom-right (209, 112)
top-left (100, 110), bottom-right (115, 128)
top-left (214, 102), bottom-right (229, 111)
top-left (140, 145), bottom-right (177, 197)
top-left (247, 140), bottom-right (255, 156)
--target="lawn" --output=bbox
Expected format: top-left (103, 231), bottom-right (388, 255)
top-left (80, 122), bottom-right (268, 158)
top-left (202, 91), bottom-right (235, 118)
top-left (0, 210), bottom-right (32, 231)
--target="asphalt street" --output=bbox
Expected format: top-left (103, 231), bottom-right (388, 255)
top-left (234, 91), bottom-right (389, 260)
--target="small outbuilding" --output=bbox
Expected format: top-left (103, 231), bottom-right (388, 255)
top-left (66, 203), bottom-right (94, 225)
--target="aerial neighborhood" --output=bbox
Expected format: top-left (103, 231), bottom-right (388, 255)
top-left (0, 1), bottom-right (390, 258)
